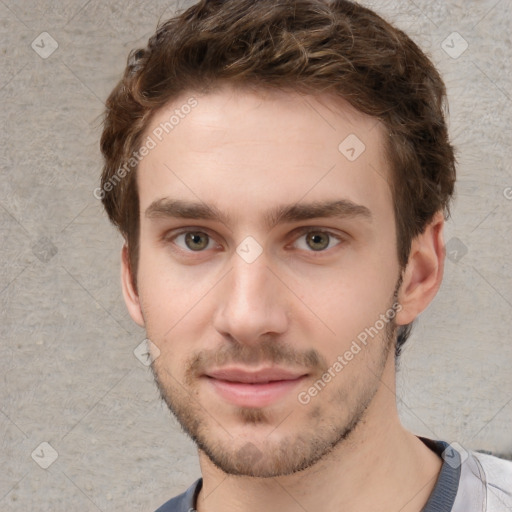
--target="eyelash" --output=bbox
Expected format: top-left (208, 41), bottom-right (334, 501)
top-left (164, 227), bottom-right (345, 257)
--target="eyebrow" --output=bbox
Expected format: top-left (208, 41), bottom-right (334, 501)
top-left (145, 197), bottom-right (372, 230)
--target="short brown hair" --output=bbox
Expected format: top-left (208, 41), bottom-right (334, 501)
top-left (99, 0), bottom-right (456, 356)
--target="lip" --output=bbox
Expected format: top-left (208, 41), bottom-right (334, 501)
top-left (203, 367), bottom-right (308, 408)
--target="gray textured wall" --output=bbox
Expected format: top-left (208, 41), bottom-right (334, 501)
top-left (1, 0), bottom-right (510, 510)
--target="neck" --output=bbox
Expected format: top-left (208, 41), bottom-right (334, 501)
top-left (195, 357), bottom-right (442, 512)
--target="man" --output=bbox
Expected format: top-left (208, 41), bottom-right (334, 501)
top-left (98, 0), bottom-right (512, 510)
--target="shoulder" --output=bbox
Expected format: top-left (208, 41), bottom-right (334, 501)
top-left (154, 478), bottom-right (203, 512)
top-left (471, 451), bottom-right (512, 510)
top-left (473, 450), bottom-right (512, 480)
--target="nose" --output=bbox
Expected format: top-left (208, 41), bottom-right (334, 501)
top-left (212, 250), bottom-right (289, 345)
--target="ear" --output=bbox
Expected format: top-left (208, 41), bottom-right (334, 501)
top-left (121, 243), bottom-right (145, 327)
top-left (395, 211), bottom-right (445, 326)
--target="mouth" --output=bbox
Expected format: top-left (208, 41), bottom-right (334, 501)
top-left (203, 367), bottom-right (309, 408)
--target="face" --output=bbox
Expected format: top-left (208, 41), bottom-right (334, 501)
top-left (126, 84), bottom-right (404, 477)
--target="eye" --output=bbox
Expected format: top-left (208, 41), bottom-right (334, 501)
top-left (172, 231), bottom-right (216, 252)
top-left (293, 229), bottom-right (342, 252)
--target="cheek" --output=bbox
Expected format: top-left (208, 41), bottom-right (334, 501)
top-left (301, 257), bottom-right (395, 321)
top-left (136, 243), bottom-right (184, 337)
top-left (136, 242), bottom-right (219, 349)
top-left (290, 255), bottom-right (398, 361)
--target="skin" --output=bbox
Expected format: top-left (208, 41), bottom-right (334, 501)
top-left (121, 83), bottom-right (446, 512)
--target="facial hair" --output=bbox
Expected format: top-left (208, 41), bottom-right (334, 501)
top-left (150, 283), bottom-right (401, 477)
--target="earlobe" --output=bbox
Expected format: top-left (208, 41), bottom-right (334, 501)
top-left (120, 244), bottom-right (145, 327)
top-left (395, 212), bottom-right (445, 326)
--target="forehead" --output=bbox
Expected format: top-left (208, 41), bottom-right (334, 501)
top-left (136, 84), bottom-right (393, 223)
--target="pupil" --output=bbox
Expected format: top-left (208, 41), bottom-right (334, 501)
top-left (187, 232), bottom-right (207, 250)
top-left (308, 232), bottom-right (328, 251)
